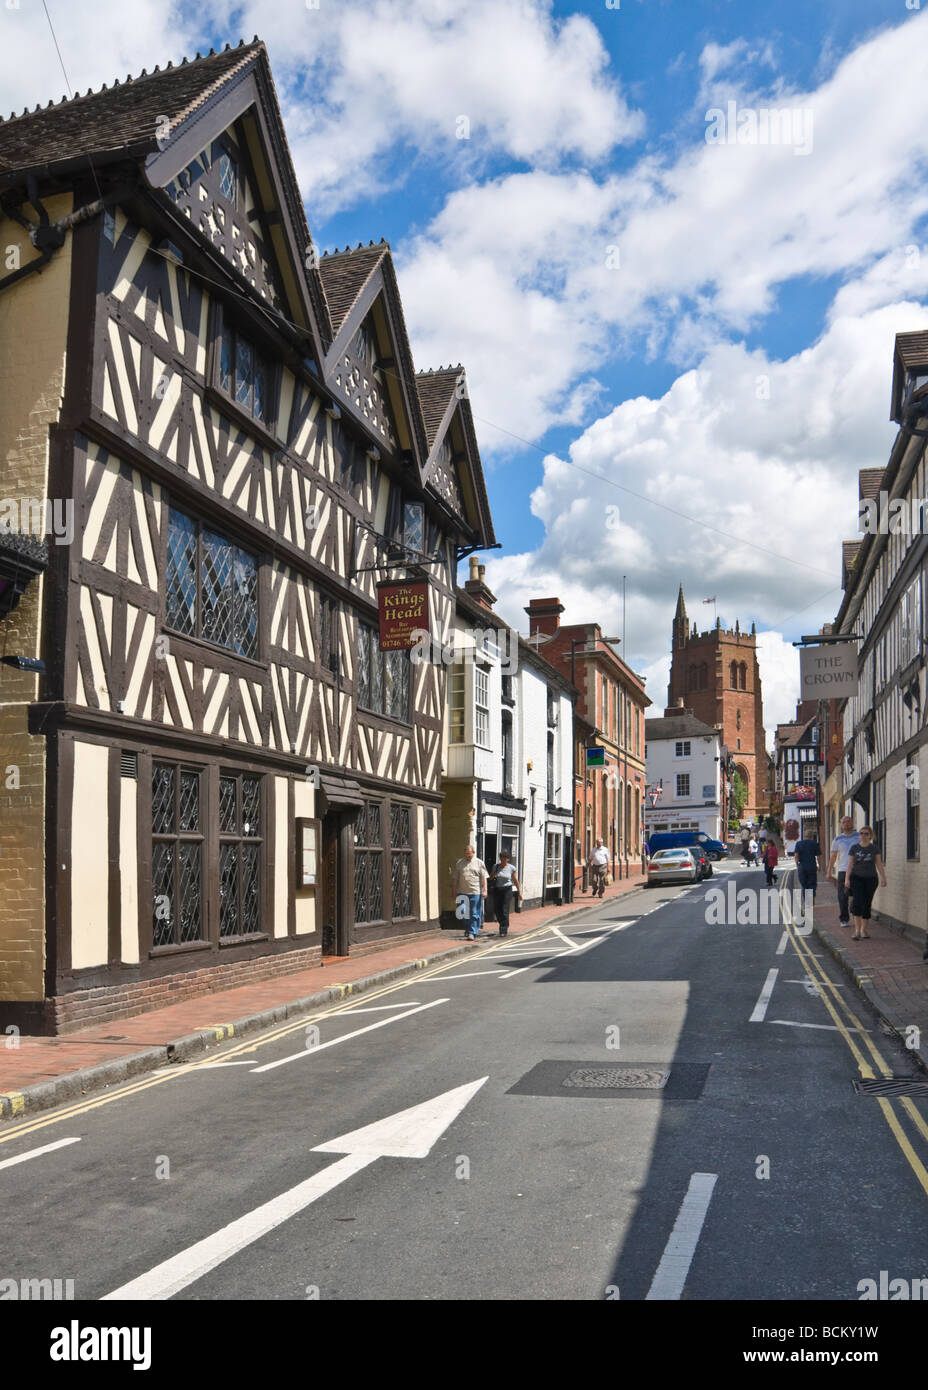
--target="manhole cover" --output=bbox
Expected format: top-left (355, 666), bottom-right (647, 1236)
top-left (507, 1060), bottom-right (710, 1100)
top-left (854, 1076), bottom-right (928, 1097)
top-left (564, 1066), bottom-right (670, 1090)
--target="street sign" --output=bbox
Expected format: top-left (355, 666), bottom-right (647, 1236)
top-left (799, 643), bottom-right (857, 698)
top-left (586, 747), bottom-right (605, 767)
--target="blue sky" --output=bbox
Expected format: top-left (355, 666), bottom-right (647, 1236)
top-left (3, 0), bottom-right (927, 728)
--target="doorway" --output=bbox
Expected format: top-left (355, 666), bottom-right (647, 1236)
top-left (321, 814), bottom-right (342, 956)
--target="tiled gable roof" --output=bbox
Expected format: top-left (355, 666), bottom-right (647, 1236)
top-left (415, 368), bottom-right (461, 448)
top-left (318, 242), bottom-right (388, 334)
top-left (858, 467), bottom-right (884, 501)
top-left (645, 713), bottom-right (718, 741)
top-left (0, 41), bottom-right (261, 175)
top-left (842, 540), bottom-right (861, 588)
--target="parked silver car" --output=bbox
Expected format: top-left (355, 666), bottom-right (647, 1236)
top-left (646, 847), bottom-right (699, 886)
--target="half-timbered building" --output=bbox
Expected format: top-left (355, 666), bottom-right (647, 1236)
top-left (833, 331), bottom-right (928, 942)
top-left (0, 40), bottom-right (494, 1031)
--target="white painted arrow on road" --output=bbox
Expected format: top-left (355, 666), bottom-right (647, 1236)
top-left (101, 1077), bottom-right (488, 1301)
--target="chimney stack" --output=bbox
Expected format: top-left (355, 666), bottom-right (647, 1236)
top-left (525, 597), bottom-right (565, 637)
top-left (463, 555), bottom-right (497, 611)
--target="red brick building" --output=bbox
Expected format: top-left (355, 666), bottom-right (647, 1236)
top-left (525, 598), bottom-right (650, 882)
top-left (667, 588), bottom-right (770, 822)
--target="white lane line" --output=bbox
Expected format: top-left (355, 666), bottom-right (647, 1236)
top-left (784, 978), bottom-right (845, 987)
top-left (499, 918), bottom-right (633, 980)
top-left (251, 999), bottom-right (448, 1073)
top-left (418, 970), bottom-right (509, 981)
top-left (551, 926), bottom-right (578, 950)
top-left (776, 932), bottom-right (788, 956)
top-left (0, 1137), bottom-right (81, 1171)
top-left (749, 968), bottom-right (779, 1023)
top-left (493, 943), bottom-right (565, 953)
top-left (769, 1019), bottom-right (865, 1033)
top-left (646, 1172), bottom-right (718, 1301)
top-left (332, 1003), bottom-right (424, 1013)
top-left (192, 1060), bottom-right (256, 1069)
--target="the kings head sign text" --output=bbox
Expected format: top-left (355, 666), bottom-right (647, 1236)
top-left (377, 581), bottom-right (430, 651)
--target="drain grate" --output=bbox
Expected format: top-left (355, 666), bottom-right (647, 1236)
top-left (564, 1066), bottom-right (670, 1090)
top-left (854, 1076), bottom-right (928, 1097)
top-left (508, 1060), bottom-right (710, 1100)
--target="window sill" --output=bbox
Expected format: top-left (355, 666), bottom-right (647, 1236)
top-left (150, 939), bottom-right (212, 959)
top-left (219, 932), bottom-right (269, 948)
top-left (163, 627), bottom-right (267, 674)
top-left (358, 708), bottom-right (412, 732)
top-left (205, 385), bottom-right (280, 453)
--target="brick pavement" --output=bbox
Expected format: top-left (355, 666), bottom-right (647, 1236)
top-left (0, 870), bottom-right (647, 1110)
top-left (811, 874), bottom-right (928, 1068)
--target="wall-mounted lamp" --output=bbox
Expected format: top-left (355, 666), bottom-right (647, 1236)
top-left (325, 403), bottom-right (342, 421)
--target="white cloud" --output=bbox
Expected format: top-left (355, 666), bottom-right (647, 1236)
top-left (481, 301), bottom-right (928, 729)
top-left (399, 10), bottom-right (928, 437)
top-left (208, 0), bottom-right (644, 214)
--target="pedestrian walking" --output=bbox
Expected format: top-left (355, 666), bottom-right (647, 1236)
top-left (489, 851), bottom-right (520, 937)
top-left (451, 845), bottom-right (488, 940)
top-left (748, 836), bottom-right (759, 867)
top-left (762, 838), bottom-right (778, 886)
top-left (589, 839), bottom-right (610, 897)
top-left (793, 833), bottom-right (822, 899)
top-left (827, 816), bottom-right (860, 928)
top-left (847, 827), bottom-right (887, 940)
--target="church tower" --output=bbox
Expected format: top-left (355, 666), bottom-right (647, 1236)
top-left (666, 587), bottom-right (769, 821)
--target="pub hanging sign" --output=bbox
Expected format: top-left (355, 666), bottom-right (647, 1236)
top-left (377, 580), bottom-right (430, 651)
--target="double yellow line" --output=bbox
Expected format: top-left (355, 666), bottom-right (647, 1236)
top-left (779, 872), bottom-right (928, 1198)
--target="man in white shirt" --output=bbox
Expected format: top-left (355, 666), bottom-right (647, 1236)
top-left (589, 839), bottom-right (610, 897)
top-left (827, 816), bottom-right (860, 928)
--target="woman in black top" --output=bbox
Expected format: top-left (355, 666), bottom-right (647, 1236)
top-left (489, 851), bottom-right (520, 938)
top-left (847, 827), bottom-right (887, 940)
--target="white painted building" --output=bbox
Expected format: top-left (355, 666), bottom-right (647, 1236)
top-left (644, 706), bottom-right (725, 841)
top-left (439, 562), bottom-right (575, 921)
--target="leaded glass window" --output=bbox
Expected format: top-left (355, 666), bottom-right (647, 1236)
top-left (152, 762), bottom-right (204, 948)
top-left (218, 150), bottom-right (238, 204)
top-left (390, 803), bottom-right (413, 918)
top-left (166, 507), bottom-right (258, 659)
top-left (166, 508), bottom-right (197, 636)
top-left (357, 624), bottom-right (407, 720)
top-left (354, 801), bottom-right (383, 924)
top-left (319, 594), bottom-right (340, 676)
top-left (218, 325), bottom-right (271, 425)
top-left (403, 502), bottom-right (424, 557)
top-left (218, 772), bottom-right (262, 939)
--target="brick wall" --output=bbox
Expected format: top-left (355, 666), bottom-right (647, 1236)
top-left (0, 196), bottom-right (73, 1002)
top-left (669, 627), bottom-right (768, 818)
top-left (47, 940), bottom-right (324, 1034)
